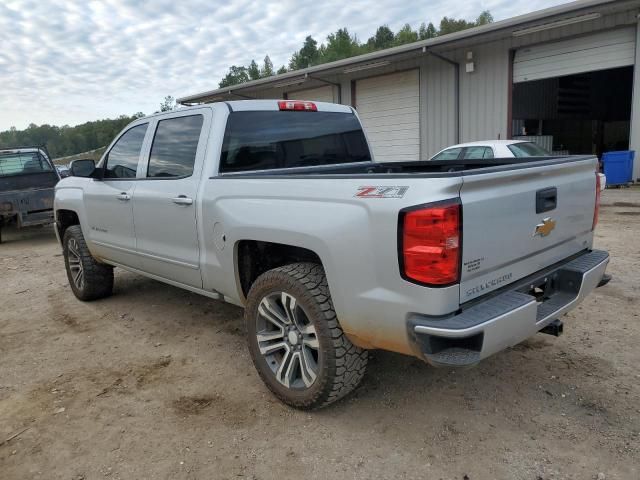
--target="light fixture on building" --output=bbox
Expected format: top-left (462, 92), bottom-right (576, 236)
top-left (465, 51), bottom-right (474, 73)
top-left (343, 61), bottom-right (391, 73)
top-left (512, 12), bottom-right (601, 37)
top-left (273, 76), bottom-right (308, 88)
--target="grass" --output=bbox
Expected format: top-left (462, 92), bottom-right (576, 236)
top-left (53, 147), bottom-right (106, 165)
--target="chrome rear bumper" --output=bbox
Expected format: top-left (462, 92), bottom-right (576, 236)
top-left (410, 250), bottom-right (610, 367)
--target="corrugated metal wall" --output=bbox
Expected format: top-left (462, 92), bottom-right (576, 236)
top-left (509, 9), bottom-right (639, 48)
top-left (455, 39), bottom-right (511, 145)
top-left (421, 56), bottom-right (457, 157)
top-left (248, 7), bottom-right (639, 166)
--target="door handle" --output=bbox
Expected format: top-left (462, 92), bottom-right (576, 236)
top-left (117, 192), bottom-right (130, 201)
top-left (536, 187), bottom-right (557, 213)
top-left (171, 195), bottom-right (193, 206)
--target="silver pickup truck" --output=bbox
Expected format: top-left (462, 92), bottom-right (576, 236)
top-left (54, 100), bottom-right (609, 409)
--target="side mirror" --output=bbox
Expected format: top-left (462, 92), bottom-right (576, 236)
top-left (69, 159), bottom-right (96, 177)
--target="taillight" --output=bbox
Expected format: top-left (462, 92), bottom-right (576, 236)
top-left (593, 172), bottom-right (601, 230)
top-left (277, 100), bottom-right (317, 111)
top-left (400, 200), bottom-right (461, 286)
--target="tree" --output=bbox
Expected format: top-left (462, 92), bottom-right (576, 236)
top-left (218, 65), bottom-right (250, 87)
top-left (159, 95), bottom-right (175, 112)
top-left (439, 16), bottom-right (475, 35)
top-left (261, 55), bottom-right (274, 77)
top-left (289, 36), bottom-right (319, 70)
top-left (394, 23), bottom-right (418, 46)
top-left (419, 22), bottom-right (438, 40)
top-left (368, 25), bottom-right (394, 50)
top-left (320, 28), bottom-right (360, 63)
top-left (277, 65), bottom-right (287, 74)
top-left (475, 10), bottom-right (494, 26)
top-left (0, 114), bottom-right (144, 158)
top-left (247, 59), bottom-right (261, 80)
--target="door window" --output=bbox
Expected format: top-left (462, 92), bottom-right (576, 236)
top-left (431, 147), bottom-right (462, 161)
top-left (104, 124), bottom-right (148, 178)
top-left (147, 115), bottom-right (204, 178)
top-left (463, 146), bottom-right (494, 159)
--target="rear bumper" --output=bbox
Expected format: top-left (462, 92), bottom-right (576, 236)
top-left (409, 250), bottom-right (609, 367)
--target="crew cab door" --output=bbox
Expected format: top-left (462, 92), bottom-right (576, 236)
top-left (132, 111), bottom-right (209, 288)
top-left (83, 122), bottom-right (149, 267)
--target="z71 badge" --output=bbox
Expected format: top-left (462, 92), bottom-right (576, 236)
top-left (355, 186), bottom-right (409, 198)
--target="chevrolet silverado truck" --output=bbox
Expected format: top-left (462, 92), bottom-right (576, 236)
top-left (1, 146), bottom-right (60, 243)
top-left (54, 100), bottom-right (610, 409)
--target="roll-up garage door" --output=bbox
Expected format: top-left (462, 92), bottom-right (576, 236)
top-left (514, 27), bottom-right (636, 83)
top-left (355, 70), bottom-right (420, 162)
top-left (287, 85), bottom-right (335, 103)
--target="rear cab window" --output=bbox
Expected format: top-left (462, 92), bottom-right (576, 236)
top-left (0, 151), bottom-right (53, 176)
top-left (219, 111), bottom-right (371, 173)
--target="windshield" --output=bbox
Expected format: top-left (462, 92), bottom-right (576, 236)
top-left (507, 142), bottom-right (550, 157)
top-left (220, 111), bottom-right (371, 172)
top-left (0, 151), bottom-right (53, 177)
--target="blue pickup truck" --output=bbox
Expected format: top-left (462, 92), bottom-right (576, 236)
top-left (0, 146), bottom-right (60, 242)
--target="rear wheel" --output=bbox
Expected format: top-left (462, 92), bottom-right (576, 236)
top-left (63, 225), bottom-right (113, 301)
top-left (245, 262), bottom-right (368, 409)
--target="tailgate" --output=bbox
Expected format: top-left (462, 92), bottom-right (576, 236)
top-left (459, 157), bottom-right (598, 303)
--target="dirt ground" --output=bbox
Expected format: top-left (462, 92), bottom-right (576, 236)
top-left (1, 188), bottom-right (639, 480)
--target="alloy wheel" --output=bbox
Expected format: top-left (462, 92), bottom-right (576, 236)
top-left (67, 238), bottom-right (85, 290)
top-left (255, 291), bottom-right (320, 389)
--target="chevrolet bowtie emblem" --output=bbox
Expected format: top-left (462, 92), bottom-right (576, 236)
top-left (534, 217), bottom-right (556, 237)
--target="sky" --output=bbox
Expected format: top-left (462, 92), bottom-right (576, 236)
top-left (0, 0), bottom-right (572, 131)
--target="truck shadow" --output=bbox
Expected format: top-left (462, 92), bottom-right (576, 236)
top-left (109, 269), bottom-right (245, 334)
top-left (0, 224), bottom-right (58, 246)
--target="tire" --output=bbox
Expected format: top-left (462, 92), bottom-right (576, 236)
top-left (63, 225), bottom-right (114, 301)
top-left (245, 262), bottom-right (368, 409)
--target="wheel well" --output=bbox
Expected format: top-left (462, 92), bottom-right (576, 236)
top-left (56, 209), bottom-right (80, 238)
top-left (237, 240), bottom-right (322, 298)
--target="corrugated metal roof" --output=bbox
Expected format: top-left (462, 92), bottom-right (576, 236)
top-left (177, 0), bottom-right (633, 104)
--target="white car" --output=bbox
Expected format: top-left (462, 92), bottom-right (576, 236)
top-left (430, 140), bottom-right (550, 161)
top-left (430, 140), bottom-right (606, 190)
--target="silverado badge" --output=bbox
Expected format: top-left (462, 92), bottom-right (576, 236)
top-left (534, 217), bottom-right (556, 237)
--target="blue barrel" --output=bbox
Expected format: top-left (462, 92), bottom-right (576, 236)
top-left (602, 151), bottom-right (634, 186)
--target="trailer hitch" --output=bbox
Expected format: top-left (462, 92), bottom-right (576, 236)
top-left (539, 319), bottom-right (563, 337)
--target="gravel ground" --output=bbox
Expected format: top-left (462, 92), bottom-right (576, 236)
top-left (1, 188), bottom-right (639, 480)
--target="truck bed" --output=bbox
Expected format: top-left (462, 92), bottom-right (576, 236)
top-left (215, 156), bottom-right (592, 178)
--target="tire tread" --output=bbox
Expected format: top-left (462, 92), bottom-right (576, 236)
top-left (246, 262), bottom-right (367, 409)
top-left (63, 225), bottom-right (113, 301)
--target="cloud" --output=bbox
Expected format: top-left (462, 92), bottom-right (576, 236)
top-left (0, 0), bottom-right (569, 131)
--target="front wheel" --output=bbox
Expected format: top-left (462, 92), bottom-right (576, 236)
top-left (63, 225), bottom-right (114, 301)
top-left (245, 263), bottom-right (368, 409)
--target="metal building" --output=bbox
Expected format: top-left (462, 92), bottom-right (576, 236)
top-left (177, 0), bottom-right (640, 180)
